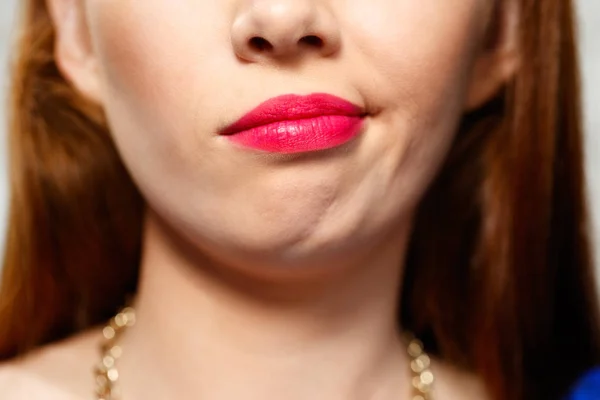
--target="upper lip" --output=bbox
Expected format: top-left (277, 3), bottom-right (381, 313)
top-left (219, 93), bottom-right (366, 135)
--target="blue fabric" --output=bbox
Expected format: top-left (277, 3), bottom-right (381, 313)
top-left (567, 368), bottom-right (600, 400)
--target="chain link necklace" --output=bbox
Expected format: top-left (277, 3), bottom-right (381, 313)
top-left (94, 307), bottom-right (434, 400)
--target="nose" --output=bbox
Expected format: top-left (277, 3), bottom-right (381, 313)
top-left (231, 0), bottom-right (342, 62)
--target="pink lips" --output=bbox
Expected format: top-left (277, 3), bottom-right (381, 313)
top-left (219, 93), bottom-right (366, 154)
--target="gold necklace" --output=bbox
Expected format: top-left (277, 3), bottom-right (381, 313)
top-left (95, 307), bottom-right (434, 400)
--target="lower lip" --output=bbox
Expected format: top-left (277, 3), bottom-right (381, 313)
top-left (224, 115), bottom-right (365, 154)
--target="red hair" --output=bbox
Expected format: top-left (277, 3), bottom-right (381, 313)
top-left (1, 0), bottom-right (599, 399)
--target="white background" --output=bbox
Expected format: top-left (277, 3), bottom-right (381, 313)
top-left (0, 1), bottom-right (598, 283)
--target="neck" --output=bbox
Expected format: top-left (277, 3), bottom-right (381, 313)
top-left (119, 212), bottom-right (413, 400)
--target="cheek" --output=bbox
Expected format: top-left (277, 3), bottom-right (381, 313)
top-left (88, 0), bottom-right (230, 134)
top-left (345, 0), bottom-right (483, 115)
top-left (89, 1), bottom-right (184, 97)
top-left (86, 0), bottom-right (236, 189)
top-left (347, 2), bottom-right (484, 165)
top-left (352, 1), bottom-right (484, 192)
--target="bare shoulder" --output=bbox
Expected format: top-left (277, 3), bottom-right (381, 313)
top-left (0, 329), bottom-right (103, 400)
top-left (433, 358), bottom-right (491, 400)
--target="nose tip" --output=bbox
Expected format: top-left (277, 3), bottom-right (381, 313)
top-left (231, 0), bottom-right (341, 62)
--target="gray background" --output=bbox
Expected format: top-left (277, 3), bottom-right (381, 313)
top-left (0, 1), bottom-right (598, 282)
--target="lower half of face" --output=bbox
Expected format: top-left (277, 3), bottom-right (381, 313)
top-left (87, 0), bottom-right (487, 275)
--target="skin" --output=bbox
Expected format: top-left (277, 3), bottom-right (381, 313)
top-left (1, 0), bottom-right (519, 398)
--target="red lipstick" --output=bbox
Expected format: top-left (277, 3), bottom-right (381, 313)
top-left (219, 93), bottom-right (366, 154)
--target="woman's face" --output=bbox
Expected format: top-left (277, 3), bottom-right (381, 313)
top-left (56, 0), bottom-right (511, 273)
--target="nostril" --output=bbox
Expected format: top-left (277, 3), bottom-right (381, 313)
top-left (299, 35), bottom-right (324, 48)
top-left (249, 37), bottom-right (273, 52)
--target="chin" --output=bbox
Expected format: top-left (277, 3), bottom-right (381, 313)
top-left (173, 217), bottom-right (376, 281)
